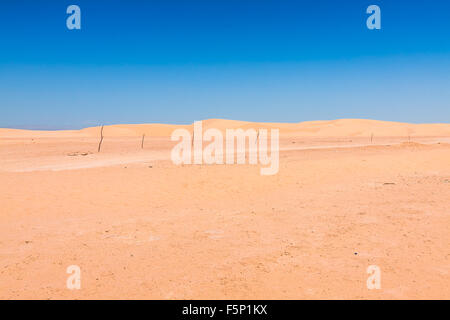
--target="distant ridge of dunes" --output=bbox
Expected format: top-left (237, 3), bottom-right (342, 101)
top-left (1, 119), bottom-right (450, 138)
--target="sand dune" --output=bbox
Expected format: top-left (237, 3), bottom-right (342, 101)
top-left (2, 119), bottom-right (450, 138)
top-left (1, 118), bottom-right (449, 299)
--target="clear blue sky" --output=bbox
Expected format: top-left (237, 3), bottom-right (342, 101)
top-left (1, 0), bottom-right (449, 129)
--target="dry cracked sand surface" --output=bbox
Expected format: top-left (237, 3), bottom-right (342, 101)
top-left (0, 119), bottom-right (449, 299)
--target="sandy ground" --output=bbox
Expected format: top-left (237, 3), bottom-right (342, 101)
top-left (0, 119), bottom-right (449, 299)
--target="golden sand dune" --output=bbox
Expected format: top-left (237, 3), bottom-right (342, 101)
top-left (2, 119), bottom-right (450, 138)
top-left (1, 119), bottom-right (449, 299)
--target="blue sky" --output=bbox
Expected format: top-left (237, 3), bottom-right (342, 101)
top-left (0, 0), bottom-right (449, 129)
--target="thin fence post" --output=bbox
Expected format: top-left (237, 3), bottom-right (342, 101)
top-left (97, 125), bottom-right (104, 152)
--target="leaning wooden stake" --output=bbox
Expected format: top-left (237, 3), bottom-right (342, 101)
top-left (141, 134), bottom-right (145, 149)
top-left (97, 125), bottom-right (104, 152)
top-left (255, 130), bottom-right (260, 145)
top-left (370, 133), bottom-right (374, 144)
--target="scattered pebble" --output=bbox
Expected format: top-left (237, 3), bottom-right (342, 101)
top-left (67, 152), bottom-right (89, 156)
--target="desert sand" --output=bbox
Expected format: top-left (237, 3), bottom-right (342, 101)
top-left (0, 119), bottom-right (449, 299)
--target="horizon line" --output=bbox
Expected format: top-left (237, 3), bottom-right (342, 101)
top-left (2, 118), bottom-right (450, 132)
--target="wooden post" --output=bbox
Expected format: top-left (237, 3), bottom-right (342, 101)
top-left (370, 133), bottom-right (374, 144)
top-left (97, 125), bottom-right (104, 152)
top-left (141, 134), bottom-right (145, 149)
